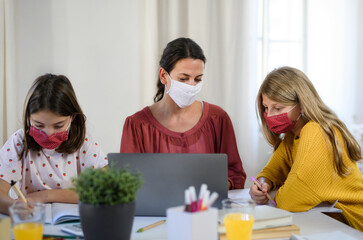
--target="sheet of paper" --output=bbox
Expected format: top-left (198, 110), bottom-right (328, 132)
top-left (45, 203), bottom-right (53, 224)
top-left (290, 230), bottom-right (357, 240)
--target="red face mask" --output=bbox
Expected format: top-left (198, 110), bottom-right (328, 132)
top-left (29, 123), bottom-right (70, 150)
top-left (264, 105), bottom-right (300, 134)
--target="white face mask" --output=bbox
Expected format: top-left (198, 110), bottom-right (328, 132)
top-left (165, 73), bottom-right (203, 108)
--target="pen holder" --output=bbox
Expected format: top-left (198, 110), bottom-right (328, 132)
top-left (167, 206), bottom-right (218, 240)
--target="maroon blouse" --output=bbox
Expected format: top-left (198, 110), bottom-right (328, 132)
top-left (120, 102), bottom-right (246, 189)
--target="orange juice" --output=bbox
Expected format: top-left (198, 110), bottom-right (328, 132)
top-left (13, 222), bottom-right (43, 240)
top-left (224, 213), bottom-right (254, 240)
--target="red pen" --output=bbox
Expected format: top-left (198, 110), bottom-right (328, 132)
top-left (184, 189), bottom-right (191, 212)
top-left (189, 186), bottom-right (198, 212)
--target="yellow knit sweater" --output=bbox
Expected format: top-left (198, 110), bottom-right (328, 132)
top-left (257, 121), bottom-right (363, 232)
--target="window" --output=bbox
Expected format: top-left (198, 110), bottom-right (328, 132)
top-left (257, 0), bottom-right (307, 85)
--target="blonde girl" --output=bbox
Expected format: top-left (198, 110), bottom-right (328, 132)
top-left (250, 66), bottom-right (363, 231)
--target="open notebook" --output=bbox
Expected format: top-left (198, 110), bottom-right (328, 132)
top-left (45, 203), bottom-right (79, 225)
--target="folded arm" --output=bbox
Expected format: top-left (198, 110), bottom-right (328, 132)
top-left (0, 179), bottom-right (14, 215)
top-left (26, 189), bottom-right (78, 204)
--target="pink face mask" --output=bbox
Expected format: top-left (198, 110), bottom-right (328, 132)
top-left (29, 121), bottom-right (71, 149)
top-left (264, 104), bottom-right (301, 134)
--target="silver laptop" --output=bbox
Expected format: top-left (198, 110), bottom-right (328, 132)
top-left (107, 153), bottom-right (228, 216)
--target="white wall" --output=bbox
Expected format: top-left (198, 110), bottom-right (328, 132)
top-left (12, 0), bottom-right (141, 154)
top-left (306, 0), bottom-right (359, 125)
top-left (3, 0), bottom-right (363, 186)
top-left (356, 0), bottom-right (363, 121)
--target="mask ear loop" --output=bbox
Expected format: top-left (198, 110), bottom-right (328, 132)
top-left (165, 72), bottom-right (174, 94)
top-left (288, 104), bottom-right (302, 122)
top-left (66, 117), bottom-right (73, 134)
top-left (287, 104), bottom-right (298, 113)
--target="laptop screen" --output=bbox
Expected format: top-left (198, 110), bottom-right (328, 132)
top-left (107, 153), bottom-right (228, 216)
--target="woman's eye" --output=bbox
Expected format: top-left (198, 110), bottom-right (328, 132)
top-left (54, 126), bottom-right (64, 130)
top-left (195, 78), bottom-right (202, 82)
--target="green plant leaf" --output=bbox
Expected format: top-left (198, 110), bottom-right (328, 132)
top-left (73, 165), bottom-right (142, 206)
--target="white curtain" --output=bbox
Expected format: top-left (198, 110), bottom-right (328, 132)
top-left (140, 0), bottom-right (261, 185)
top-left (3, 0), bottom-right (361, 185)
top-left (0, 0), bottom-right (17, 145)
top-left (0, 0), bottom-right (142, 155)
top-left (1, 0), bottom-right (261, 186)
top-left (0, 0), bottom-right (5, 144)
top-left (306, 0), bottom-right (359, 126)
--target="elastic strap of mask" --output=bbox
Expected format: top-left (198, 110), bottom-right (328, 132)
top-left (288, 104), bottom-right (303, 122)
top-left (66, 117), bottom-right (72, 133)
top-left (287, 104), bottom-right (298, 113)
top-left (165, 72), bottom-right (173, 93)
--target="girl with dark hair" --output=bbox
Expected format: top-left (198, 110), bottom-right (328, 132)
top-left (121, 38), bottom-right (246, 189)
top-left (0, 74), bottom-right (108, 215)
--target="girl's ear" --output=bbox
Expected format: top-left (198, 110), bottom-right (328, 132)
top-left (159, 68), bottom-right (168, 85)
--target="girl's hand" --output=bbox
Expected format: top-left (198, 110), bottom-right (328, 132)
top-left (249, 178), bottom-right (272, 205)
top-left (26, 189), bottom-right (78, 204)
top-left (26, 190), bottom-right (48, 203)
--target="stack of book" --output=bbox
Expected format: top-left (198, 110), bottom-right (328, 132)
top-left (219, 205), bottom-right (300, 240)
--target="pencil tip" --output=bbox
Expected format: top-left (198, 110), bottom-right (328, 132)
top-left (10, 180), bottom-right (16, 186)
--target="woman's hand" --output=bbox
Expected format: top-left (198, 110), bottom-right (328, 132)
top-left (249, 177), bottom-right (273, 205)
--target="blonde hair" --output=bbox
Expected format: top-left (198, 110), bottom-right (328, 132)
top-left (256, 66), bottom-right (361, 176)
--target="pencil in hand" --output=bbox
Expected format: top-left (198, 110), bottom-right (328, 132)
top-left (250, 177), bottom-right (276, 206)
top-left (136, 220), bottom-right (166, 233)
top-left (10, 180), bottom-right (28, 204)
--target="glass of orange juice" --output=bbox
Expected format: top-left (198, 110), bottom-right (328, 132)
top-left (9, 202), bottom-right (45, 240)
top-left (222, 198), bottom-right (256, 240)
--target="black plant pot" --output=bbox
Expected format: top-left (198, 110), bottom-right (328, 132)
top-left (79, 201), bottom-right (135, 240)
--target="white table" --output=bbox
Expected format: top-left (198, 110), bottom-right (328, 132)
top-left (130, 189), bottom-right (363, 240)
top-left (129, 212), bottom-right (363, 240)
top-left (6, 189), bottom-right (363, 239)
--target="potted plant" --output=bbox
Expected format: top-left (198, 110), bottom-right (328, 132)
top-left (73, 166), bottom-right (142, 240)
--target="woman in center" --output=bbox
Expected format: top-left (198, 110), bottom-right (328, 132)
top-left (120, 38), bottom-right (246, 189)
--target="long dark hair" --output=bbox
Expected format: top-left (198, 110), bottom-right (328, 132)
top-left (21, 74), bottom-right (86, 158)
top-left (154, 37), bottom-right (206, 102)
